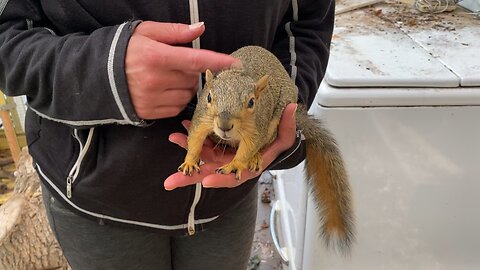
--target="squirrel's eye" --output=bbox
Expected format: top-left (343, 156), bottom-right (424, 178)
top-left (247, 98), bottom-right (255, 108)
top-left (207, 92), bottom-right (212, 103)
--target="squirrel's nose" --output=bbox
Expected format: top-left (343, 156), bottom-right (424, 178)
top-left (217, 112), bottom-right (234, 132)
top-left (218, 122), bottom-right (234, 132)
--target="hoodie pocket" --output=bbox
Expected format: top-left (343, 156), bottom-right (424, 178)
top-left (66, 127), bottom-right (95, 198)
top-left (24, 108), bottom-right (41, 147)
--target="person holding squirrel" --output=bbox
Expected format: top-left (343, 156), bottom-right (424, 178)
top-left (0, 1), bottom-right (336, 269)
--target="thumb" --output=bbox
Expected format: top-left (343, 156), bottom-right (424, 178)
top-left (134, 21), bottom-right (205, 45)
top-left (275, 103), bottom-right (298, 149)
top-left (279, 103), bottom-right (297, 135)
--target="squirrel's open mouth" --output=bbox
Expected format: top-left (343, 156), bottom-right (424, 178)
top-left (218, 134), bottom-right (231, 140)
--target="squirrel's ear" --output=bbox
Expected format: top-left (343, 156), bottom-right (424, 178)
top-left (255, 75), bottom-right (269, 98)
top-left (205, 69), bottom-right (214, 84)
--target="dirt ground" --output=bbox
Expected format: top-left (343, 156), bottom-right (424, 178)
top-left (0, 150), bottom-right (15, 206)
top-left (249, 173), bottom-right (283, 270)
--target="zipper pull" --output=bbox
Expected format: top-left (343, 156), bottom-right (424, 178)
top-left (296, 129), bottom-right (305, 140)
top-left (188, 225), bottom-right (196, 236)
top-left (67, 175), bottom-right (73, 198)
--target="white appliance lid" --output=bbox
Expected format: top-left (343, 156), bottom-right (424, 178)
top-left (399, 6), bottom-right (480, 87)
top-left (325, 5), bottom-right (480, 88)
top-left (316, 81), bottom-right (480, 107)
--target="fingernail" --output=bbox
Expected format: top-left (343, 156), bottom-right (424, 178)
top-left (164, 182), bottom-right (175, 191)
top-left (202, 183), bottom-right (214, 188)
top-left (292, 103), bottom-right (298, 119)
top-left (189, 21), bottom-right (204, 30)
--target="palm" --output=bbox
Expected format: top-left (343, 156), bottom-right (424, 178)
top-left (164, 103), bottom-right (297, 190)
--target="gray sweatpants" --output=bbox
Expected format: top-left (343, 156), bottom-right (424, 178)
top-left (41, 184), bottom-right (257, 270)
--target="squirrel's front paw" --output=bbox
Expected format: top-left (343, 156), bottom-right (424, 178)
top-left (178, 161), bottom-right (200, 176)
top-left (248, 153), bottom-right (263, 173)
top-left (216, 162), bottom-right (245, 180)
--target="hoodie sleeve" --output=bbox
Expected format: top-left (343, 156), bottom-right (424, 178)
top-left (0, 0), bottom-right (144, 127)
top-left (268, 0), bottom-right (335, 170)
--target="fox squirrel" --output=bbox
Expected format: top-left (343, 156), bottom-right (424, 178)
top-left (178, 46), bottom-right (354, 253)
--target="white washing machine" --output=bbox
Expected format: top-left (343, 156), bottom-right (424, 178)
top-left (271, 4), bottom-right (480, 270)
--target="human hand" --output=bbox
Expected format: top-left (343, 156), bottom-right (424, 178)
top-left (125, 21), bottom-right (241, 119)
top-left (164, 103), bottom-right (298, 190)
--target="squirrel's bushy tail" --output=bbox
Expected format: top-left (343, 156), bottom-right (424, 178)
top-left (296, 107), bottom-right (355, 254)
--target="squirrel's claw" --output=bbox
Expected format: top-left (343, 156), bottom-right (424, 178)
top-left (178, 161), bottom-right (201, 176)
top-left (216, 164), bottom-right (242, 180)
top-left (248, 153), bottom-right (263, 173)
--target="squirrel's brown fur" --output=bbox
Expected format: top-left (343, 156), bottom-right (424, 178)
top-left (178, 46), bottom-right (354, 253)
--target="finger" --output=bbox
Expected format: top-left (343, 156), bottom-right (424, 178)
top-left (139, 106), bottom-right (186, 119)
top-left (202, 174), bottom-right (239, 188)
top-left (163, 71), bottom-right (200, 90)
top-left (141, 70), bottom-right (198, 91)
top-left (278, 103), bottom-right (297, 140)
top-left (181, 120), bottom-right (191, 130)
top-left (168, 132), bottom-right (188, 150)
top-left (157, 89), bottom-right (197, 106)
top-left (133, 89), bottom-right (195, 109)
top-left (161, 45), bottom-right (242, 73)
top-left (164, 172), bottom-right (202, 191)
top-left (164, 163), bottom-right (219, 190)
top-left (135, 21), bottom-right (205, 45)
top-left (271, 103), bottom-right (297, 149)
top-left (260, 103), bottom-right (298, 167)
top-left (133, 89), bottom-right (196, 119)
top-left (201, 170), bottom-right (259, 188)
